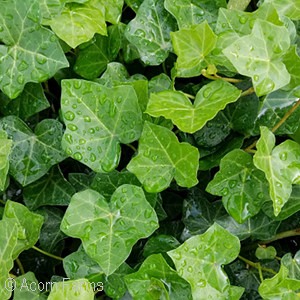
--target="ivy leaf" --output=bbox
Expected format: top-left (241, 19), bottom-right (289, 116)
top-left (171, 21), bottom-right (217, 77)
top-left (125, 0), bottom-right (177, 65)
top-left (0, 83), bottom-right (50, 120)
top-left (0, 116), bottom-right (66, 186)
top-left (281, 251), bottom-right (300, 279)
top-left (39, 0), bottom-right (64, 24)
top-left (0, 0), bottom-right (69, 99)
top-left (148, 73), bottom-right (172, 94)
top-left (253, 126), bottom-right (300, 216)
top-left (23, 166), bottom-right (76, 210)
top-left (146, 80), bottom-right (241, 133)
top-left (125, 253), bottom-right (192, 299)
top-left (49, 0), bottom-right (107, 48)
top-left (0, 131), bottom-right (12, 191)
top-left (164, 0), bottom-right (226, 29)
top-left (168, 223), bottom-right (244, 299)
top-left (125, 0), bottom-right (143, 13)
top-left (264, 0), bottom-right (300, 20)
top-left (127, 121), bottom-right (199, 193)
top-left (74, 24), bottom-right (125, 79)
top-left (3, 200), bottom-right (44, 259)
top-left (69, 173), bottom-right (95, 192)
top-left (61, 185), bottom-right (159, 275)
top-left (282, 45), bottom-right (300, 91)
top-left (0, 219), bottom-right (18, 300)
top-left (48, 278), bottom-right (95, 300)
top-left (61, 79), bottom-right (143, 173)
top-left (223, 19), bottom-right (290, 96)
top-left (255, 246), bottom-right (277, 260)
top-left (206, 149), bottom-right (269, 223)
top-left (259, 265), bottom-right (300, 299)
top-left (98, 0), bottom-right (124, 24)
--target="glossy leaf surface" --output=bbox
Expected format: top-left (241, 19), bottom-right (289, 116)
top-left (0, 131), bottom-right (12, 191)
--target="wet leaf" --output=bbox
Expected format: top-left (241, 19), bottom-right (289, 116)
top-left (0, 131), bottom-right (12, 191)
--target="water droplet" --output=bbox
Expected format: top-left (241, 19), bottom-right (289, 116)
top-left (50, 35), bottom-right (57, 42)
top-left (151, 155), bottom-right (158, 161)
top-left (197, 279), bottom-right (206, 287)
top-left (222, 23), bottom-right (226, 28)
top-left (257, 192), bottom-right (264, 199)
top-left (17, 75), bottom-right (24, 84)
top-left (35, 55), bottom-right (47, 64)
top-left (90, 153), bottom-right (96, 162)
top-left (203, 87), bottom-right (212, 98)
top-left (229, 180), bottom-right (237, 188)
top-left (67, 124), bottom-right (78, 131)
top-left (74, 80), bottom-right (82, 89)
top-left (74, 152), bottom-right (82, 161)
top-left (0, 25), bottom-right (3, 32)
top-left (279, 152), bottom-right (287, 161)
top-left (64, 111), bottom-right (75, 121)
top-left (187, 266), bottom-right (193, 273)
top-left (239, 16), bottom-right (247, 24)
top-left (109, 104), bottom-right (116, 117)
top-left (144, 209), bottom-right (152, 219)
top-left (88, 128), bottom-right (95, 134)
top-left (84, 116), bottom-right (91, 122)
top-left (116, 96), bottom-right (122, 103)
top-left (72, 104), bottom-right (77, 109)
top-left (65, 134), bottom-right (73, 144)
top-left (66, 148), bottom-right (72, 155)
top-left (87, 146), bottom-right (92, 151)
top-left (275, 182), bottom-right (282, 187)
top-left (221, 187), bottom-right (229, 196)
top-left (79, 138), bottom-right (86, 144)
top-left (273, 44), bottom-right (283, 54)
top-left (135, 29), bottom-right (145, 37)
top-left (253, 75), bottom-right (259, 82)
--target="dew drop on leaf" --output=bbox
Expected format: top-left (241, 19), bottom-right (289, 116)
top-left (279, 152), bottom-right (287, 161)
top-left (253, 75), bottom-right (259, 82)
top-left (90, 153), bottom-right (96, 162)
top-left (221, 187), bottom-right (229, 196)
top-left (74, 152), bottom-right (82, 161)
top-left (67, 124), bottom-right (78, 131)
top-left (239, 16), bottom-right (247, 24)
top-left (84, 116), bottom-right (91, 122)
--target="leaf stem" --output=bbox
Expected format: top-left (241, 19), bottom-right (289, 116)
top-left (241, 87), bottom-right (255, 97)
top-left (238, 255), bottom-right (277, 276)
top-left (183, 92), bottom-right (195, 100)
top-left (0, 199), bottom-right (6, 205)
top-left (32, 246), bottom-right (64, 261)
top-left (259, 228), bottom-right (300, 245)
top-left (201, 69), bottom-right (243, 83)
top-left (125, 144), bottom-right (137, 152)
top-left (16, 258), bottom-right (25, 275)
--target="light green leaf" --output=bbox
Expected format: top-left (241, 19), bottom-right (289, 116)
top-left (255, 246), bottom-right (277, 260)
top-left (61, 79), bottom-right (142, 173)
top-left (253, 126), bottom-right (300, 216)
top-left (0, 0), bottom-right (69, 99)
top-left (61, 185), bottom-right (159, 275)
top-left (125, 0), bottom-right (177, 65)
top-left (13, 272), bottom-right (47, 300)
top-left (227, 0), bottom-right (251, 10)
top-left (127, 121), bottom-right (199, 192)
top-left (125, 254), bottom-right (192, 300)
top-left (0, 131), bottom-right (12, 191)
top-left (164, 0), bottom-right (226, 29)
top-left (168, 223), bottom-right (243, 300)
top-left (48, 278), bottom-right (94, 300)
top-left (49, 0), bottom-right (107, 48)
top-left (259, 265), bottom-right (300, 299)
top-left (0, 83), bottom-right (50, 120)
top-left (23, 166), bottom-right (75, 210)
top-left (125, 0), bottom-right (143, 13)
top-left (206, 149), bottom-right (269, 223)
top-left (0, 116), bottom-right (66, 186)
top-left (281, 251), bottom-right (300, 279)
top-left (282, 45), bottom-right (300, 91)
top-left (223, 19), bottom-right (290, 96)
top-left (264, 0), bottom-right (300, 20)
top-left (146, 80), bottom-right (241, 133)
top-left (171, 21), bottom-right (217, 77)
top-left (148, 73), bottom-right (172, 94)
top-left (39, 0), bottom-right (64, 24)
top-left (3, 200), bottom-right (44, 259)
top-left (74, 24), bottom-right (125, 79)
top-left (0, 219), bottom-right (18, 300)
top-left (98, 0), bottom-right (124, 24)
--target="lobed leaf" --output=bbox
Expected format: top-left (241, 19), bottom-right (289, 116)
top-left (0, 131), bottom-right (12, 191)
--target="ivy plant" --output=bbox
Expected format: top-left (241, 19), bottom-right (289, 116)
top-left (1, 0), bottom-right (300, 299)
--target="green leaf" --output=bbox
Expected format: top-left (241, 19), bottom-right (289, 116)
top-left (223, 19), bottom-right (290, 96)
top-left (125, 253), bottom-right (192, 299)
top-left (98, 0), bottom-right (124, 24)
top-left (206, 149), bottom-right (269, 223)
top-left (125, 0), bottom-right (177, 65)
top-left (61, 185), bottom-right (159, 275)
top-left (61, 79), bottom-right (143, 173)
top-left (0, 116), bottom-right (66, 186)
top-left (69, 173), bottom-right (95, 192)
top-left (227, 0), bottom-right (251, 11)
top-left (127, 121), bottom-right (199, 192)
top-left (23, 166), bottom-right (75, 210)
top-left (125, 0), bottom-right (143, 13)
top-left (148, 73), bottom-right (172, 94)
top-left (39, 0), bottom-right (64, 24)
top-left (171, 21), bottom-right (217, 77)
top-left (0, 219), bottom-right (18, 300)
top-left (74, 24), bottom-right (125, 79)
top-left (48, 278), bottom-right (95, 300)
top-left (146, 80), bottom-right (241, 133)
top-left (281, 251), bottom-right (300, 279)
top-left (0, 0), bottom-right (69, 99)
top-left (164, 0), bottom-right (226, 29)
top-left (255, 246), bottom-right (277, 260)
top-left (264, 0), bottom-right (300, 20)
top-left (0, 131), bottom-right (12, 191)
top-left (168, 223), bottom-right (244, 300)
top-left (0, 83), bottom-right (50, 120)
top-left (259, 265), bottom-right (300, 299)
top-left (3, 200), bottom-right (44, 259)
top-left (253, 126), bottom-right (300, 216)
top-left (13, 272), bottom-right (47, 300)
top-left (282, 45), bottom-right (300, 91)
top-left (49, 0), bottom-right (107, 48)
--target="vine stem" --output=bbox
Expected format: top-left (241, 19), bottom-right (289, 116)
top-left (125, 143), bottom-right (137, 152)
top-left (244, 98), bottom-right (300, 152)
top-left (32, 246), bottom-right (64, 261)
top-left (201, 69), bottom-right (243, 83)
top-left (259, 228), bottom-right (300, 245)
top-left (16, 258), bottom-right (25, 275)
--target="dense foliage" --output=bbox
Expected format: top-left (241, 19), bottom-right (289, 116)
top-left (1, 0), bottom-right (300, 299)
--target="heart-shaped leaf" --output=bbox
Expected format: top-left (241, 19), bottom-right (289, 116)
top-left (61, 79), bottom-right (143, 173)
top-left (168, 223), bottom-right (244, 300)
top-left (146, 80), bottom-right (241, 133)
top-left (61, 185), bottom-right (159, 275)
top-left (125, 0), bottom-right (177, 65)
top-left (253, 126), bottom-right (300, 216)
top-left (206, 149), bottom-right (269, 223)
top-left (223, 19), bottom-right (290, 96)
top-left (171, 21), bottom-right (217, 77)
top-left (127, 121), bottom-right (199, 193)
top-left (125, 254), bottom-right (192, 299)
top-left (0, 116), bottom-right (66, 186)
top-left (0, 0), bottom-right (69, 99)
top-left (263, 0), bottom-right (300, 20)
top-left (0, 131), bottom-right (12, 191)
